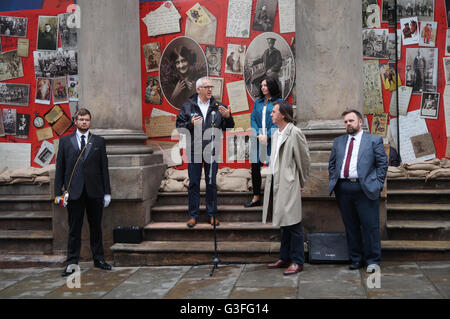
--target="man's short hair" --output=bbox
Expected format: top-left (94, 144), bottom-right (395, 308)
top-left (341, 109), bottom-right (363, 121)
top-left (74, 108), bottom-right (91, 121)
top-left (196, 77), bottom-right (211, 90)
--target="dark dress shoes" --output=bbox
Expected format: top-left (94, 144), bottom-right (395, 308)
top-left (210, 217), bottom-right (220, 226)
top-left (187, 218), bottom-right (197, 228)
top-left (283, 263), bottom-right (303, 276)
top-left (94, 259), bottom-right (112, 270)
top-left (348, 262), bottom-right (364, 270)
top-left (61, 264), bottom-right (78, 277)
top-left (244, 200), bottom-right (261, 208)
top-left (267, 259), bottom-right (289, 269)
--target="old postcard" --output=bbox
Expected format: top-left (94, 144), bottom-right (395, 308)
top-left (278, 0), bottom-right (295, 33)
top-left (253, 0), bottom-right (277, 32)
top-left (145, 75), bottom-right (162, 104)
top-left (400, 17), bottom-right (419, 46)
top-left (17, 38), bottom-right (29, 57)
top-left (34, 140), bottom-right (55, 167)
top-left (419, 21), bottom-right (437, 47)
top-left (0, 16), bottom-right (27, 37)
top-left (35, 78), bottom-right (52, 105)
top-left (36, 127), bottom-right (53, 141)
top-left (52, 76), bottom-right (69, 104)
top-left (142, 1), bottom-right (181, 37)
top-left (37, 16), bottom-right (58, 51)
top-left (231, 113), bottom-right (251, 132)
top-left (0, 50), bottom-right (24, 81)
top-left (226, 0), bottom-right (252, 38)
top-left (363, 60), bottom-right (384, 114)
top-left (405, 48), bottom-right (438, 94)
top-left (226, 80), bottom-right (249, 113)
top-left (186, 3), bottom-right (211, 26)
top-left (58, 12), bottom-right (78, 50)
top-left (67, 75), bottom-right (79, 101)
top-left (205, 46), bottom-right (223, 76)
top-left (2, 108), bottom-right (16, 135)
top-left (0, 83), bottom-right (29, 106)
top-left (379, 63), bottom-right (401, 91)
top-left (185, 5), bottom-right (217, 45)
top-left (0, 111), bottom-right (4, 137)
top-left (225, 44), bottom-right (245, 75)
top-left (15, 113), bottom-right (30, 139)
top-left (363, 29), bottom-right (389, 59)
top-left (143, 42), bottom-right (161, 73)
top-left (390, 86), bottom-right (412, 116)
top-left (411, 133), bottom-right (436, 159)
top-left (210, 77), bottom-right (224, 102)
top-left (420, 92), bottom-right (439, 119)
top-left (145, 115), bottom-right (177, 138)
top-left (371, 113), bottom-right (388, 138)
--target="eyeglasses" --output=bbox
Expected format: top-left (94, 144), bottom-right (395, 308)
top-left (201, 86), bottom-right (214, 90)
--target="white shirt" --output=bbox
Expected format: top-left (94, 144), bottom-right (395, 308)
top-left (272, 124), bottom-right (289, 175)
top-left (340, 130), bottom-right (363, 179)
top-left (197, 97), bottom-right (210, 120)
top-left (261, 102), bottom-right (267, 135)
top-left (76, 129), bottom-right (90, 150)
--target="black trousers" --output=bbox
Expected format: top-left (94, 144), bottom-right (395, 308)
top-left (280, 221), bottom-right (305, 265)
top-left (188, 161), bottom-right (218, 219)
top-left (66, 187), bottom-right (104, 265)
top-left (251, 162), bottom-right (263, 196)
top-left (334, 180), bottom-right (381, 265)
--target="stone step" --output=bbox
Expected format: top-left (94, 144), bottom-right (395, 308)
top-left (0, 254), bottom-right (65, 269)
top-left (0, 230), bottom-right (53, 255)
top-left (144, 222), bottom-right (280, 242)
top-left (386, 220), bottom-right (450, 241)
top-left (0, 211), bottom-right (52, 230)
top-left (0, 195), bottom-right (52, 212)
top-left (387, 203), bottom-right (450, 212)
top-left (112, 241), bottom-right (281, 266)
top-left (387, 189), bottom-right (450, 195)
top-left (151, 205), bottom-right (263, 222)
top-left (387, 178), bottom-right (450, 190)
top-left (380, 240), bottom-right (450, 261)
top-left (156, 192), bottom-right (256, 206)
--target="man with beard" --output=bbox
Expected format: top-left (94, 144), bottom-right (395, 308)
top-left (328, 110), bottom-right (388, 274)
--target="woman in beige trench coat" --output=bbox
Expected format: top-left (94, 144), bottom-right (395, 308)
top-left (262, 100), bottom-right (310, 275)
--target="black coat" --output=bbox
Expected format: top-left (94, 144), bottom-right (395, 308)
top-left (176, 94), bottom-right (235, 156)
top-left (54, 132), bottom-right (111, 200)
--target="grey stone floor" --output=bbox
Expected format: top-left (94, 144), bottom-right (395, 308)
top-left (0, 261), bottom-right (448, 299)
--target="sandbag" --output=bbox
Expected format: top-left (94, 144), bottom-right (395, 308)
top-left (440, 158), bottom-right (450, 168)
top-left (34, 175), bottom-right (50, 185)
top-left (9, 177), bottom-right (34, 184)
top-left (182, 178), bottom-right (206, 192)
top-left (32, 164), bottom-right (55, 176)
top-left (217, 176), bottom-right (248, 192)
top-left (166, 168), bottom-right (189, 181)
top-left (426, 168), bottom-right (450, 181)
top-left (406, 170), bottom-right (429, 178)
top-left (226, 168), bottom-right (251, 179)
top-left (163, 179), bottom-right (187, 192)
top-left (403, 163), bottom-right (440, 171)
top-left (10, 167), bottom-right (35, 178)
top-left (0, 171), bottom-right (11, 183)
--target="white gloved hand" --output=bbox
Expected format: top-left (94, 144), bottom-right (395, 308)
top-left (103, 194), bottom-right (111, 208)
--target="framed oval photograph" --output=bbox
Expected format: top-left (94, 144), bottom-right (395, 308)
top-left (159, 36), bottom-right (208, 110)
top-left (244, 32), bottom-right (295, 101)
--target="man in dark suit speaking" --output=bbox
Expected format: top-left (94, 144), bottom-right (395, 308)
top-left (54, 108), bottom-right (112, 277)
top-left (328, 109), bottom-right (388, 274)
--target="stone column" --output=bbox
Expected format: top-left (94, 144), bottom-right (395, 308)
top-left (295, 0), bottom-right (386, 237)
top-left (52, 0), bottom-right (167, 259)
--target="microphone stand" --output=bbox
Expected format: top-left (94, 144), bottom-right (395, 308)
top-left (209, 111), bottom-right (220, 276)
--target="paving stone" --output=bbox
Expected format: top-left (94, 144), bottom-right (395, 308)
top-left (229, 287), bottom-right (297, 299)
top-left (45, 267), bottom-right (137, 299)
top-left (418, 261), bottom-right (450, 299)
top-left (0, 269), bottom-right (38, 291)
top-left (0, 269), bottom-right (66, 298)
top-left (297, 264), bottom-right (366, 299)
top-left (104, 266), bottom-right (191, 299)
top-left (164, 264), bottom-right (243, 299)
top-left (365, 263), bottom-right (443, 299)
top-left (235, 264), bottom-right (299, 288)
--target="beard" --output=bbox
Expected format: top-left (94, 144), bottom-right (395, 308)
top-left (346, 124), bottom-right (360, 135)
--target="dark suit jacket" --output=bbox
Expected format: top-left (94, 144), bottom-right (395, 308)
top-left (328, 132), bottom-right (388, 201)
top-left (54, 132), bottom-right (111, 200)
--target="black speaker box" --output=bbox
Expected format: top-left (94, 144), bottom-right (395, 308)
top-left (113, 226), bottom-right (143, 244)
top-left (306, 232), bottom-right (350, 263)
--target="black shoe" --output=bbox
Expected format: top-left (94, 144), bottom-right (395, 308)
top-left (348, 262), bottom-right (364, 270)
top-left (244, 200), bottom-right (261, 208)
top-left (61, 264), bottom-right (77, 277)
top-left (94, 259), bottom-right (112, 270)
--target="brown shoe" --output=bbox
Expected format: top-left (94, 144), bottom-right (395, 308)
top-left (267, 259), bottom-right (289, 269)
top-left (283, 263), bottom-right (303, 275)
top-left (187, 218), bottom-right (197, 228)
top-left (210, 217), bottom-right (220, 226)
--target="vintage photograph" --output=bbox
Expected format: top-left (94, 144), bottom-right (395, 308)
top-left (225, 44), bottom-right (246, 75)
top-left (363, 0), bottom-right (379, 28)
top-left (52, 76), bottom-right (68, 104)
top-left (205, 46), bottom-right (223, 76)
top-left (363, 28), bottom-right (389, 59)
top-left (411, 133), bottom-right (435, 158)
top-left (210, 77), bottom-right (224, 102)
top-left (15, 113), bottom-right (30, 139)
top-left (387, 31), bottom-right (401, 61)
top-left (0, 111), bottom-right (4, 137)
top-left (244, 32), bottom-right (295, 101)
top-left (33, 49), bottom-right (78, 78)
top-left (0, 16), bottom-right (27, 37)
top-left (58, 13), bottom-right (77, 50)
top-left (447, 0), bottom-right (450, 27)
top-left (37, 16), bottom-right (58, 51)
top-left (405, 48), bottom-right (438, 94)
top-left (143, 42), bottom-right (161, 73)
top-left (379, 63), bottom-right (401, 91)
top-left (226, 131), bottom-right (251, 162)
top-left (397, 0), bottom-right (434, 21)
top-left (400, 17), bottom-right (419, 46)
top-left (0, 50), bottom-right (24, 81)
top-left (67, 75), bottom-right (79, 101)
top-left (382, 0), bottom-right (395, 25)
top-left (159, 36), bottom-right (207, 110)
top-left (35, 77), bottom-right (52, 105)
top-left (3, 108), bottom-right (16, 135)
top-left (252, 0), bottom-right (277, 32)
top-left (420, 92), bottom-right (440, 119)
top-left (0, 83), bottom-right (29, 106)
top-left (363, 60), bottom-right (384, 114)
top-left (34, 140), bottom-right (55, 167)
top-left (145, 75), bottom-right (162, 105)
top-left (443, 57), bottom-right (450, 85)
top-left (419, 21), bottom-right (437, 47)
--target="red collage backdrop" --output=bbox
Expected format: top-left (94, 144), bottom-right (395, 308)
top-left (373, 0), bottom-right (448, 159)
top-left (0, 3), bottom-right (74, 168)
top-left (139, 0), bottom-right (295, 170)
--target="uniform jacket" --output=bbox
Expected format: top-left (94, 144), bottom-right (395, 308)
top-left (262, 123), bottom-right (311, 227)
top-left (328, 132), bottom-right (388, 201)
top-left (54, 132), bottom-right (111, 200)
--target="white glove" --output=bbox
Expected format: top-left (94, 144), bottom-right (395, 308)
top-left (103, 194), bottom-right (111, 208)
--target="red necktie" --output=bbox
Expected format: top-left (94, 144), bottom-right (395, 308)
top-left (343, 137), bottom-right (355, 178)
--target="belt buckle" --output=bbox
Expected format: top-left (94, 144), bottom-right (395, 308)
top-left (349, 178), bottom-right (357, 182)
